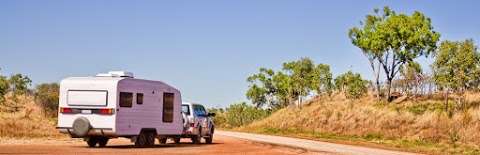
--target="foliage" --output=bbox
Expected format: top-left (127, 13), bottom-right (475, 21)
top-left (8, 74), bottom-right (32, 96)
top-left (0, 71), bottom-right (8, 103)
top-left (334, 71), bottom-right (368, 99)
top-left (246, 58), bottom-right (333, 109)
top-left (34, 83), bottom-right (59, 117)
top-left (349, 6), bottom-right (440, 101)
top-left (222, 102), bottom-right (270, 128)
top-left (433, 39), bottom-right (480, 92)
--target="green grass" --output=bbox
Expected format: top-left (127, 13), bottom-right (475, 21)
top-left (236, 127), bottom-right (480, 155)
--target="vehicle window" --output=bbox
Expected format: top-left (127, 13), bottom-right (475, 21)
top-left (163, 93), bottom-right (174, 123)
top-left (182, 105), bottom-right (190, 115)
top-left (119, 92), bottom-right (133, 107)
top-left (136, 93), bottom-right (143, 105)
top-left (193, 105), bottom-right (207, 116)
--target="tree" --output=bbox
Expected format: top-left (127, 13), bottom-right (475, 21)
top-left (282, 58), bottom-right (315, 104)
top-left (311, 64), bottom-right (334, 96)
top-left (0, 68), bottom-right (9, 103)
top-left (8, 74), bottom-right (32, 96)
top-left (246, 58), bottom-right (333, 109)
top-left (349, 6), bottom-right (440, 101)
top-left (335, 71), bottom-right (368, 99)
top-left (432, 39), bottom-right (480, 110)
top-left (34, 83), bottom-right (59, 117)
top-left (246, 68), bottom-right (276, 108)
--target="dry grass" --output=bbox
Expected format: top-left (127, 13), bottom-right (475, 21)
top-left (238, 93), bottom-right (480, 154)
top-left (0, 94), bottom-right (64, 139)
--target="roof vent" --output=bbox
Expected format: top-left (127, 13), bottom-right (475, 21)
top-left (96, 71), bottom-right (134, 78)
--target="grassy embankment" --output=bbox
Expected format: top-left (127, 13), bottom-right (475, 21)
top-left (235, 93), bottom-right (480, 155)
top-left (0, 94), bottom-right (64, 139)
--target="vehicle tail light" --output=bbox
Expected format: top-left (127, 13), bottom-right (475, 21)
top-left (98, 108), bottom-right (114, 115)
top-left (60, 107), bottom-right (73, 114)
top-left (190, 123), bottom-right (195, 127)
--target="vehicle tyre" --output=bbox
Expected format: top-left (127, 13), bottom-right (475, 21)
top-left (205, 127), bottom-right (214, 144)
top-left (191, 128), bottom-right (201, 144)
top-left (73, 117), bottom-right (91, 137)
top-left (191, 135), bottom-right (201, 144)
top-left (87, 137), bottom-right (98, 147)
top-left (135, 132), bottom-right (147, 147)
top-left (98, 137), bottom-right (109, 147)
top-left (173, 137), bottom-right (181, 144)
top-left (159, 137), bottom-right (167, 144)
top-left (145, 131), bottom-right (156, 146)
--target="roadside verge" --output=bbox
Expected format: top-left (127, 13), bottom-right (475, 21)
top-left (216, 130), bottom-right (421, 155)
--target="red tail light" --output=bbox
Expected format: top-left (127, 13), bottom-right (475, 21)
top-left (98, 108), bottom-right (114, 115)
top-left (60, 107), bottom-right (73, 114)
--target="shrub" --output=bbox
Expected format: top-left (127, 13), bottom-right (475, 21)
top-left (222, 102), bottom-right (270, 128)
top-left (34, 83), bottom-right (59, 117)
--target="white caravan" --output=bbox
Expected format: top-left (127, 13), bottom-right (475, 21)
top-left (57, 71), bottom-right (183, 147)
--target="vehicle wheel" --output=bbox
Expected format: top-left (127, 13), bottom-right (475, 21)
top-left (159, 137), bottom-right (167, 144)
top-left (145, 132), bottom-right (156, 146)
top-left (204, 135), bottom-right (213, 144)
top-left (191, 135), bottom-right (201, 144)
top-left (191, 128), bottom-right (201, 144)
top-left (98, 137), bottom-right (109, 147)
top-left (87, 137), bottom-right (98, 147)
top-left (135, 132), bottom-right (147, 147)
top-left (173, 137), bottom-right (181, 144)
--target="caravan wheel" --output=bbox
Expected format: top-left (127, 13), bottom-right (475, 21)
top-left (135, 131), bottom-right (156, 147)
top-left (98, 137), bottom-right (109, 147)
top-left (86, 137), bottom-right (98, 147)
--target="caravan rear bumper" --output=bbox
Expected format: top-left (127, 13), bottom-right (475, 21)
top-left (57, 127), bottom-right (116, 137)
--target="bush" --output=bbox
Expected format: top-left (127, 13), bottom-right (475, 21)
top-left (211, 102), bottom-right (271, 128)
top-left (34, 83), bottom-right (59, 117)
top-left (223, 102), bottom-right (270, 128)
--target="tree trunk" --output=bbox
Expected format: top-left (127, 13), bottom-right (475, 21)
top-left (444, 89), bottom-right (449, 112)
top-left (375, 62), bottom-right (381, 101)
top-left (387, 78), bottom-right (393, 102)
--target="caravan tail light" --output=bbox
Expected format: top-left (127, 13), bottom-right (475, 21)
top-left (60, 107), bottom-right (73, 114)
top-left (97, 108), bottom-right (114, 115)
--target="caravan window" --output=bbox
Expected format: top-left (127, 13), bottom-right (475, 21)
top-left (119, 92), bottom-right (133, 107)
top-left (136, 93), bottom-right (143, 105)
top-left (163, 93), bottom-right (174, 123)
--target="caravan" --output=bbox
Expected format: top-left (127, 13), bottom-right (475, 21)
top-left (57, 71), bottom-right (183, 147)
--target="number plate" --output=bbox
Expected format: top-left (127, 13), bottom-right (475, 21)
top-left (81, 110), bottom-right (92, 114)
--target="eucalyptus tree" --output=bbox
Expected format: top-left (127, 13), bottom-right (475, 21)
top-left (349, 6), bottom-right (440, 101)
top-left (432, 39), bottom-right (480, 109)
top-left (334, 71), bottom-right (368, 99)
top-left (311, 64), bottom-right (334, 96)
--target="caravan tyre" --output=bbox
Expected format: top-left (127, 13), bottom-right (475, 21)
top-left (87, 137), bottom-right (98, 147)
top-left (73, 117), bottom-right (91, 137)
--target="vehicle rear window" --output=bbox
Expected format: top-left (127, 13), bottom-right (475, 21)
top-left (136, 93), bottom-right (143, 105)
top-left (193, 105), bottom-right (207, 116)
top-left (163, 93), bottom-right (174, 123)
top-left (119, 92), bottom-right (133, 107)
top-left (181, 105), bottom-right (190, 115)
top-left (67, 90), bottom-right (107, 106)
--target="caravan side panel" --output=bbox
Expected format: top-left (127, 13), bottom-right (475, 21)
top-left (115, 79), bottom-right (183, 136)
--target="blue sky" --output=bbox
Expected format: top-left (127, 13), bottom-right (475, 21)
top-left (1, 0), bottom-right (479, 108)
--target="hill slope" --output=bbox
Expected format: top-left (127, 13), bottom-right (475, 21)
top-left (237, 94), bottom-right (480, 154)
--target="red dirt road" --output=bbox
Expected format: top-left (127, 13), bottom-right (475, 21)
top-left (0, 135), bottom-right (323, 155)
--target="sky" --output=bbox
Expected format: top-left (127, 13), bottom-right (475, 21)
top-left (1, 0), bottom-right (479, 108)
